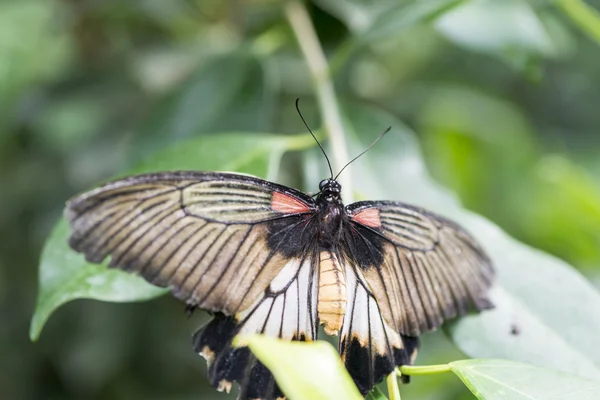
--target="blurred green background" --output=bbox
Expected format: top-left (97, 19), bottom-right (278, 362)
top-left (2, 0), bottom-right (600, 399)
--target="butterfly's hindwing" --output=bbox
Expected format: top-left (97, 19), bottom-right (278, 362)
top-left (344, 201), bottom-right (494, 337)
top-left (339, 261), bottom-right (419, 395)
top-left (235, 254), bottom-right (319, 340)
top-left (193, 254), bottom-right (319, 399)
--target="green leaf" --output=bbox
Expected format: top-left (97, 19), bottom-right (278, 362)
top-left (30, 132), bottom-right (315, 341)
top-left (131, 50), bottom-right (276, 160)
top-left (359, 0), bottom-right (468, 43)
top-left (0, 0), bottom-right (71, 119)
top-left (236, 335), bottom-right (362, 400)
top-left (556, 0), bottom-right (600, 45)
top-left (324, 0), bottom-right (571, 77)
top-left (30, 220), bottom-right (167, 342)
top-left (334, 102), bottom-right (600, 380)
top-left (527, 155), bottom-right (600, 268)
top-left (417, 85), bottom-right (538, 231)
top-left (315, 0), bottom-right (465, 36)
top-left (435, 0), bottom-right (573, 75)
top-left (417, 86), bottom-right (600, 268)
top-left (434, 0), bottom-right (560, 72)
top-left (324, 0), bottom-right (467, 73)
top-left (450, 359), bottom-right (600, 400)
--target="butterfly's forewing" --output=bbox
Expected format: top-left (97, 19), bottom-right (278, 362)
top-left (343, 201), bottom-right (494, 337)
top-left (65, 171), bottom-right (320, 398)
top-left (66, 171), bottom-right (315, 313)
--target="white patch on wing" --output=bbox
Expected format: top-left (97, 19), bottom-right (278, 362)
top-left (311, 261), bottom-right (318, 333)
top-left (264, 296), bottom-right (285, 336)
top-left (270, 258), bottom-right (301, 292)
top-left (342, 264), bottom-right (403, 355)
top-left (367, 296), bottom-right (385, 349)
top-left (281, 280), bottom-right (299, 339)
top-left (236, 257), bottom-right (317, 341)
top-left (238, 298), bottom-right (273, 336)
top-left (297, 260), bottom-right (311, 335)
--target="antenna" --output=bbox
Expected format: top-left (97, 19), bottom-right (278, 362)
top-left (295, 98), bottom-right (334, 179)
top-left (334, 126), bottom-right (391, 180)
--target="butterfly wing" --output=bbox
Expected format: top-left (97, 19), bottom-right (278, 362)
top-left (343, 201), bottom-right (494, 338)
top-left (339, 260), bottom-right (419, 395)
top-left (66, 171), bottom-right (316, 314)
top-left (193, 250), bottom-right (319, 399)
top-left (66, 171), bottom-right (321, 399)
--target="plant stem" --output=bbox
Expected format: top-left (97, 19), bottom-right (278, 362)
top-left (399, 364), bottom-right (452, 376)
top-left (387, 369), bottom-right (402, 400)
top-left (284, 0), bottom-right (352, 200)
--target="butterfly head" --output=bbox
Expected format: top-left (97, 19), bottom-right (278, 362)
top-left (318, 178), bottom-right (342, 204)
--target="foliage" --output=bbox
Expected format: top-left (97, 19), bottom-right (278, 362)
top-left (31, 93), bottom-right (600, 399)
top-left (449, 359), bottom-right (600, 400)
top-left (1, 0), bottom-right (599, 399)
top-left (240, 336), bottom-right (600, 400)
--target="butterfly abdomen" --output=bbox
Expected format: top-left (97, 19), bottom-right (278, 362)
top-left (317, 251), bottom-right (346, 335)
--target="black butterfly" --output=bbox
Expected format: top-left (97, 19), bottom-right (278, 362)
top-left (64, 112), bottom-right (494, 399)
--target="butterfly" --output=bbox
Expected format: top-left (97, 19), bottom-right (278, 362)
top-left (64, 107), bottom-right (494, 399)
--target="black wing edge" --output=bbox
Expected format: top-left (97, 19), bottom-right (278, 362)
top-left (342, 334), bottom-right (420, 395)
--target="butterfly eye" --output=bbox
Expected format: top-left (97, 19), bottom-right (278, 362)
top-left (319, 179), bottom-right (328, 190)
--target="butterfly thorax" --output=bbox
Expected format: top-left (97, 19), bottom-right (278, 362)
top-left (315, 178), bottom-right (344, 248)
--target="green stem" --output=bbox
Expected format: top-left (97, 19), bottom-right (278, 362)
top-left (556, 0), bottom-right (600, 44)
top-left (399, 364), bottom-right (452, 376)
top-left (284, 0), bottom-right (352, 200)
top-left (387, 369), bottom-right (402, 400)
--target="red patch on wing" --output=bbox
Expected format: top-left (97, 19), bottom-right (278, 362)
top-left (352, 208), bottom-right (381, 228)
top-left (271, 192), bottom-right (311, 214)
